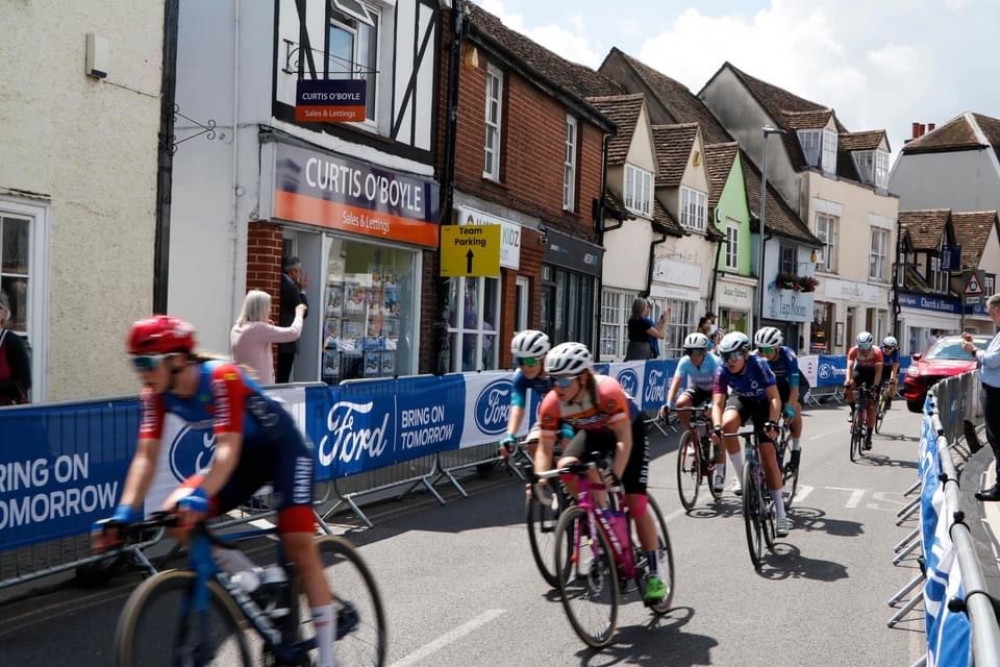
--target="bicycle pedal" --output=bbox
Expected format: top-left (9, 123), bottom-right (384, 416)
top-left (336, 603), bottom-right (360, 640)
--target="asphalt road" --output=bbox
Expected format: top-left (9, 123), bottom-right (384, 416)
top-left (0, 402), bottom-right (928, 666)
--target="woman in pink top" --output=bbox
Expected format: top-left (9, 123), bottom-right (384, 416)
top-left (231, 290), bottom-right (306, 385)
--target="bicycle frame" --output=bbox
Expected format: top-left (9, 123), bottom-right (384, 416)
top-left (673, 406), bottom-right (715, 476)
top-left (574, 475), bottom-right (637, 579)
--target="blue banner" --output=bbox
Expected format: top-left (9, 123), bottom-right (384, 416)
top-left (641, 360), bottom-right (676, 410)
top-left (816, 355), bottom-right (848, 387)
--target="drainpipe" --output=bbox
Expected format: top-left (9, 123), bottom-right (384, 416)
top-left (644, 226), bottom-right (668, 296)
top-left (594, 133), bottom-right (612, 361)
top-left (708, 229), bottom-right (725, 316)
top-left (892, 222), bottom-right (902, 334)
top-left (229, 0), bottom-right (242, 330)
top-left (153, 0), bottom-right (179, 314)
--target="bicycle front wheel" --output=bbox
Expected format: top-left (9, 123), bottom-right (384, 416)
top-left (295, 536), bottom-right (387, 667)
top-left (114, 570), bottom-right (251, 667)
top-left (554, 506), bottom-right (620, 649)
top-left (875, 393), bottom-right (886, 434)
top-left (526, 484), bottom-right (569, 588)
top-left (676, 430), bottom-right (701, 510)
top-left (742, 465), bottom-right (764, 570)
top-left (643, 496), bottom-right (675, 615)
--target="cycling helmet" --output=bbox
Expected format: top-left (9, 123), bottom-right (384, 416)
top-left (128, 315), bottom-right (196, 355)
top-left (882, 335), bottom-right (898, 349)
top-left (754, 326), bottom-right (784, 348)
top-left (718, 331), bottom-right (751, 355)
top-left (544, 342), bottom-right (594, 377)
top-left (683, 332), bottom-right (710, 351)
top-left (856, 331), bottom-right (874, 350)
top-left (510, 329), bottom-right (550, 359)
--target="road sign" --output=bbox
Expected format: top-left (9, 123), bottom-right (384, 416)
top-left (440, 224), bottom-right (501, 277)
top-left (963, 270), bottom-right (984, 297)
top-left (941, 245), bottom-right (962, 272)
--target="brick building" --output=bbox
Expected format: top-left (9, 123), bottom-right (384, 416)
top-left (434, 2), bottom-right (615, 371)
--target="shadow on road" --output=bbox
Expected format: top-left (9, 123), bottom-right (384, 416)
top-left (853, 452), bottom-right (918, 470)
top-left (789, 506), bottom-right (865, 538)
top-left (573, 606), bottom-right (718, 667)
top-left (757, 543), bottom-right (850, 582)
top-left (684, 497), bottom-right (743, 520)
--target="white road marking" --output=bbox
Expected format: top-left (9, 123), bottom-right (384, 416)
top-left (793, 484), bottom-right (814, 503)
top-left (808, 426), bottom-right (848, 442)
top-left (665, 507), bottom-right (686, 523)
top-left (827, 487), bottom-right (866, 509)
top-left (391, 609), bottom-right (507, 667)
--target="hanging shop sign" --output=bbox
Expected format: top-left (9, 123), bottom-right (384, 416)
top-left (272, 141), bottom-right (441, 247)
top-left (295, 79), bottom-right (367, 123)
top-left (543, 228), bottom-right (603, 277)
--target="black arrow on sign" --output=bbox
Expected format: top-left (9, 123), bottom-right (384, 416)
top-left (466, 249), bottom-right (475, 273)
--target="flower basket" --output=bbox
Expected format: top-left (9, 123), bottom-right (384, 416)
top-left (777, 272), bottom-right (799, 291)
top-left (798, 276), bottom-right (818, 293)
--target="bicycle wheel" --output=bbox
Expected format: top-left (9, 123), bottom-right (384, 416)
top-left (526, 484), bottom-right (569, 588)
top-left (761, 476), bottom-right (776, 552)
top-left (741, 465), bottom-right (764, 570)
top-left (849, 409), bottom-right (861, 462)
top-left (707, 444), bottom-right (725, 502)
top-left (641, 496), bottom-right (675, 616)
top-left (783, 463), bottom-right (799, 510)
top-left (676, 430), bottom-right (701, 510)
top-left (554, 506), bottom-right (620, 649)
top-left (875, 392), bottom-right (886, 434)
top-left (114, 570), bottom-right (252, 667)
top-left (295, 536), bottom-right (387, 667)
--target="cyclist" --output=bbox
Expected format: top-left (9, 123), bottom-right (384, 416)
top-left (753, 327), bottom-right (804, 474)
top-left (710, 332), bottom-right (789, 537)
top-left (91, 316), bottom-right (339, 667)
top-left (499, 329), bottom-right (552, 459)
top-left (845, 331), bottom-right (884, 450)
top-left (880, 335), bottom-right (901, 411)
top-left (660, 332), bottom-right (725, 492)
top-left (534, 342), bottom-right (667, 602)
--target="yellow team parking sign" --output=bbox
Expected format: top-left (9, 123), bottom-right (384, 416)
top-left (439, 224), bottom-right (501, 277)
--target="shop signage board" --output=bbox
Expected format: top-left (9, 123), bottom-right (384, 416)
top-left (765, 285), bottom-right (813, 322)
top-left (295, 79), bottom-right (367, 123)
top-left (823, 277), bottom-right (882, 305)
top-left (899, 292), bottom-right (961, 314)
top-left (440, 225), bottom-right (501, 277)
top-left (718, 281), bottom-right (754, 310)
top-left (455, 205), bottom-right (521, 269)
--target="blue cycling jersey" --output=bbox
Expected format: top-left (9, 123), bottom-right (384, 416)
top-left (673, 353), bottom-right (719, 398)
top-left (714, 354), bottom-right (776, 401)
top-left (757, 346), bottom-right (800, 388)
top-left (881, 347), bottom-right (900, 368)
top-left (510, 369), bottom-right (553, 409)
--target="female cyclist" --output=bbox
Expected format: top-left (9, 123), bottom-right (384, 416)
top-left (499, 329), bottom-right (552, 458)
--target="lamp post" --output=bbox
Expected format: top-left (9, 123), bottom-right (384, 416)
top-left (757, 125), bottom-right (786, 331)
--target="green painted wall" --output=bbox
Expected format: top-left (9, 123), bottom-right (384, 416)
top-left (714, 152), bottom-right (752, 275)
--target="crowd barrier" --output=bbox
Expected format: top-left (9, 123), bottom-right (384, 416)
top-left (886, 371), bottom-right (1000, 667)
top-left (2, 354), bottom-right (863, 591)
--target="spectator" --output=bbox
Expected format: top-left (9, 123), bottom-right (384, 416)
top-left (232, 290), bottom-right (306, 385)
top-left (625, 298), bottom-right (665, 360)
top-left (964, 294), bottom-right (1000, 501)
top-left (704, 312), bottom-right (717, 330)
top-left (928, 330), bottom-right (939, 349)
top-left (277, 256), bottom-right (310, 383)
top-left (0, 291), bottom-right (30, 405)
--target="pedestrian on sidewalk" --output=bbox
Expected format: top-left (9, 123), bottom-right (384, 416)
top-left (232, 290), bottom-right (306, 385)
top-left (625, 298), bottom-right (665, 360)
top-left (0, 291), bottom-right (30, 405)
top-left (277, 256), bottom-right (310, 382)
top-left (964, 293), bottom-right (1000, 501)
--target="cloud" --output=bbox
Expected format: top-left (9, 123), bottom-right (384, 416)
top-left (479, 0), bottom-right (602, 67)
top-left (866, 44), bottom-right (919, 77)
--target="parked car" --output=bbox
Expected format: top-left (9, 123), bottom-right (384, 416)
top-left (903, 334), bottom-right (990, 412)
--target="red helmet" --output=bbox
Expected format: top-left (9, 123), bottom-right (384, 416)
top-left (128, 316), bottom-right (196, 355)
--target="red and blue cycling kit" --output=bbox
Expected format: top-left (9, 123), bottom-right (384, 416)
top-left (139, 360), bottom-right (315, 533)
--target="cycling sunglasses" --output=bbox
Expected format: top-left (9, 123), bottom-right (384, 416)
top-left (517, 356), bottom-right (540, 368)
top-left (131, 354), bottom-right (172, 373)
top-left (758, 346), bottom-right (776, 355)
top-left (552, 375), bottom-right (578, 388)
top-left (722, 350), bottom-right (746, 363)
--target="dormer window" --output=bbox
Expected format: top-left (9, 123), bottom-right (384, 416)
top-left (821, 129), bottom-right (837, 174)
top-left (852, 149), bottom-right (890, 189)
top-left (799, 130), bottom-right (821, 167)
top-left (798, 129), bottom-right (837, 174)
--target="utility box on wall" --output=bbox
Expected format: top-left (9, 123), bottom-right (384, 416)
top-left (85, 33), bottom-right (109, 79)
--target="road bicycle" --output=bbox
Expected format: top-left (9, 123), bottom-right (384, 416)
top-left (849, 383), bottom-right (873, 462)
top-left (874, 381), bottom-right (893, 434)
top-left (773, 416), bottom-right (798, 509)
top-left (535, 459), bottom-right (674, 649)
top-left (726, 427), bottom-right (778, 570)
top-left (100, 512), bottom-right (387, 666)
top-left (672, 405), bottom-right (725, 510)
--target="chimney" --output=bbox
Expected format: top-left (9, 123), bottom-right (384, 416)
top-left (911, 122), bottom-right (920, 139)
top-left (927, 122), bottom-right (936, 132)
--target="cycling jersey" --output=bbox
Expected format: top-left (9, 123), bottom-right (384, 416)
top-left (510, 369), bottom-right (553, 409)
top-left (713, 354), bottom-right (776, 402)
top-left (673, 353), bottom-right (719, 398)
top-left (847, 346), bottom-right (884, 369)
top-left (537, 375), bottom-right (639, 440)
top-left (881, 347), bottom-right (900, 369)
top-left (757, 347), bottom-right (799, 388)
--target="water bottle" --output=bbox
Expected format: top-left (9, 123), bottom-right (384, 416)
top-left (231, 567), bottom-right (263, 595)
top-left (258, 565), bottom-right (290, 619)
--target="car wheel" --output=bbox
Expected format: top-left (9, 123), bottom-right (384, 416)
top-left (906, 398), bottom-right (924, 413)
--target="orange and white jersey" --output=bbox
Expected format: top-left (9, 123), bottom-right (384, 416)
top-left (537, 375), bottom-right (636, 439)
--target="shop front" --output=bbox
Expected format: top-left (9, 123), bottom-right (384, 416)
top-left (897, 292), bottom-right (961, 356)
top-left (650, 255), bottom-right (703, 358)
top-left (267, 139), bottom-right (439, 384)
top-left (716, 278), bottom-right (755, 336)
top-left (541, 228), bottom-right (603, 348)
top-left (763, 283), bottom-right (813, 354)
top-left (812, 277), bottom-right (889, 354)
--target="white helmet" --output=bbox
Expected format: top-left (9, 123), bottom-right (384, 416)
top-left (683, 332), bottom-right (710, 351)
top-left (511, 329), bottom-right (550, 359)
top-left (882, 335), bottom-right (898, 348)
top-left (754, 326), bottom-right (784, 348)
top-left (544, 342), bottom-right (594, 377)
top-left (718, 331), bottom-right (751, 355)
top-left (856, 331), bottom-right (874, 350)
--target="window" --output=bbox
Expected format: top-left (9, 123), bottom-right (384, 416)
top-left (600, 289), bottom-right (638, 360)
top-left (658, 298), bottom-right (698, 358)
top-left (680, 187), bottom-right (707, 232)
top-left (869, 228), bottom-right (889, 281)
top-left (986, 274), bottom-right (996, 298)
top-left (725, 223), bottom-right (740, 270)
top-left (810, 301), bottom-right (833, 354)
top-left (563, 116), bottom-right (578, 211)
top-left (515, 276), bottom-right (530, 333)
top-left (0, 215), bottom-right (30, 334)
top-left (542, 266), bottom-right (595, 347)
top-left (853, 150), bottom-right (874, 184)
top-left (821, 129), bottom-right (838, 174)
top-left (816, 213), bottom-right (838, 272)
top-left (780, 245), bottom-right (797, 275)
top-left (447, 276), bottom-right (501, 371)
top-left (930, 256), bottom-right (949, 293)
top-left (624, 165), bottom-right (652, 217)
top-left (483, 65), bottom-right (503, 180)
top-left (875, 150), bottom-right (889, 189)
top-left (897, 257), bottom-right (906, 287)
top-left (328, 1), bottom-right (380, 123)
top-left (799, 130), bottom-right (821, 167)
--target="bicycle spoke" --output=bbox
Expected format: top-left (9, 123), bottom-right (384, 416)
top-left (676, 432), bottom-right (700, 510)
top-left (555, 507), bottom-right (619, 648)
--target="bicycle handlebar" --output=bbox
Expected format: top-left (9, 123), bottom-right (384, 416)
top-left (95, 511), bottom-right (242, 551)
top-left (669, 405), bottom-right (712, 414)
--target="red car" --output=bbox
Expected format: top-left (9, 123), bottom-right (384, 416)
top-left (904, 334), bottom-right (990, 412)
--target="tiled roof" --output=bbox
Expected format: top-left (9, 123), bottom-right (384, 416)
top-left (899, 210), bottom-right (951, 251)
top-left (653, 198), bottom-right (684, 236)
top-left (652, 123), bottom-right (699, 188)
top-left (742, 151), bottom-right (821, 246)
top-left (604, 190), bottom-right (629, 221)
top-left (607, 49), bottom-right (732, 144)
top-left (902, 114), bottom-right (982, 154)
top-left (588, 94), bottom-right (645, 166)
top-left (603, 189), bottom-right (683, 236)
top-left (951, 211), bottom-right (998, 270)
top-left (839, 130), bottom-right (889, 152)
top-left (704, 142), bottom-right (739, 209)
top-left (781, 109), bottom-right (833, 130)
top-left (973, 113), bottom-right (1000, 163)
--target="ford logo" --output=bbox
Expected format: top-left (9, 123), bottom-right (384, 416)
top-left (475, 379), bottom-right (512, 435)
top-left (617, 368), bottom-right (639, 398)
top-left (169, 426), bottom-right (216, 483)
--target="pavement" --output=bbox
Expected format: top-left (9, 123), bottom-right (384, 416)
top-left (959, 437), bottom-right (1000, 597)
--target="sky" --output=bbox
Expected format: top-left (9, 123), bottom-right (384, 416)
top-left (477, 0), bottom-right (1000, 162)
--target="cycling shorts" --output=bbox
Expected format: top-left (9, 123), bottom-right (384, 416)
top-left (776, 381), bottom-right (803, 407)
top-left (680, 387), bottom-right (713, 408)
top-left (724, 395), bottom-right (774, 445)
top-left (852, 366), bottom-right (877, 389)
top-left (563, 418), bottom-right (649, 495)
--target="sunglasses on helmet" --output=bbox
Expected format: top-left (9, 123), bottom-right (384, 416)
top-left (131, 354), bottom-right (172, 373)
top-left (552, 375), bottom-right (577, 388)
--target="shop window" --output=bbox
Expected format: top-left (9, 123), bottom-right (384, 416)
top-left (719, 307), bottom-right (748, 335)
top-left (328, 0), bottom-right (380, 124)
top-left (322, 237), bottom-right (417, 382)
top-left (447, 276), bottom-right (501, 372)
top-left (810, 301), bottom-right (832, 353)
top-left (657, 298), bottom-right (697, 358)
top-left (542, 265), bottom-right (595, 347)
top-left (600, 289), bottom-right (637, 361)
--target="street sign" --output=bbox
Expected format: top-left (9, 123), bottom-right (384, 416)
top-left (941, 244), bottom-right (962, 272)
top-left (963, 270), bottom-right (984, 297)
top-left (440, 225), bottom-right (501, 277)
